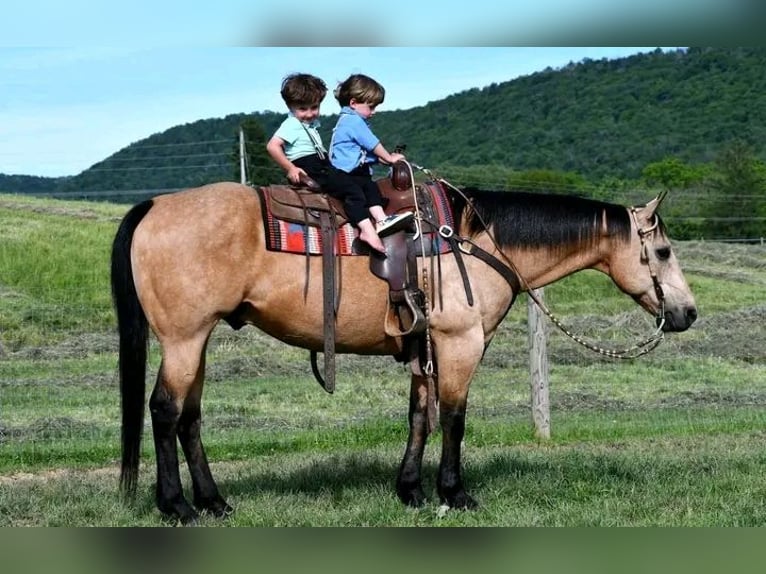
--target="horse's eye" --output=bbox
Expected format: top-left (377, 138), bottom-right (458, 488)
top-left (656, 247), bottom-right (671, 260)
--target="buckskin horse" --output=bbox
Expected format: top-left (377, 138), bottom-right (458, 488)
top-left (110, 174), bottom-right (697, 523)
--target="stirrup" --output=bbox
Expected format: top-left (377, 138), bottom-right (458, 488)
top-left (384, 289), bottom-right (427, 337)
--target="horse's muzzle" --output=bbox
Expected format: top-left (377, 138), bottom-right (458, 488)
top-left (660, 305), bottom-right (698, 332)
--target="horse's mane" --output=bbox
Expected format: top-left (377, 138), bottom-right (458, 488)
top-left (450, 188), bottom-right (634, 249)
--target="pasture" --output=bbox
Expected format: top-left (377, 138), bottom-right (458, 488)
top-left (1, 192), bottom-right (765, 526)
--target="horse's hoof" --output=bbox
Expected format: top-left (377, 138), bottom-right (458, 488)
top-left (179, 513), bottom-right (200, 526)
top-left (442, 490), bottom-right (478, 510)
top-left (196, 496), bottom-right (234, 518)
top-left (161, 508), bottom-right (199, 526)
top-left (159, 497), bottom-right (199, 525)
top-left (397, 485), bottom-right (427, 508)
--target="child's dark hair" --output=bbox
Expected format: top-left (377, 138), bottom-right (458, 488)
top-left (280, 73), bottom-right (327, 108)
top-left (334, 74), bottom-right (385, 107)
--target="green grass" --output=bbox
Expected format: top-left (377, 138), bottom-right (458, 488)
top-left (1, 192), bottom-right (765, 525)
top-left (0, 195), bottom-right (122, 348)
top-left (4, 413), bottom-right (766, 526)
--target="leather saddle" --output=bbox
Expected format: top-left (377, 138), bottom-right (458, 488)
top-left (259, 162), bottom-right (429, 394)
top-left (265, 164), bottom-right (416, 230)
top-left (267, 181), bottom-right (349, 228)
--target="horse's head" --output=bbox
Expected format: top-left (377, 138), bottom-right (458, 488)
top-left (609, 193), bottom-right (697, 332)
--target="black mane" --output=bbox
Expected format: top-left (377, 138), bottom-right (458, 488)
top-left (450, 188), bottom-right (633, 249)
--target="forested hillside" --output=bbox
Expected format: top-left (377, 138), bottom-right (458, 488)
top-left (379, 47), bottom-right (766, 176)
top-left (3, 47), bottom-right (766, 240)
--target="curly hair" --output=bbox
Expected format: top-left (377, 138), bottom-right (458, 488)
top-left (280, 73), bottom-right (328, 108)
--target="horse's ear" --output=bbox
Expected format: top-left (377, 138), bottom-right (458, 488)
top-left (644, 190), bottom-right (668, 217)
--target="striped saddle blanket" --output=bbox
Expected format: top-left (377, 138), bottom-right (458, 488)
top-left (257, 180), bottom-right (456, 256)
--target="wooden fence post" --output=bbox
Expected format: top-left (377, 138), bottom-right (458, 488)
top-left (528, 288), bottom-right (550, 440)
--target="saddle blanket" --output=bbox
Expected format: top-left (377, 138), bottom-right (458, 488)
top-left (259, 181), bottom-right (456, 256)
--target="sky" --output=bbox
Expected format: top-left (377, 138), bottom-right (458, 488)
top-left (1, 47), bottom-right (671, 178)
top-left (1, 0), bottom-right (751, 47)
top-left (0, 0), bottom-right (755, 178)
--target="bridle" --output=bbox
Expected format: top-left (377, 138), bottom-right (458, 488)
top-left (410, 164), bottom-right (668, 359)
top-left (630, 204), bottom-right (667, 329)
top-left (498, 203), bottom-right (667, 359)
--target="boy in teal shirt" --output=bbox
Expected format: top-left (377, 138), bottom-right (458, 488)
top-left (267, 73), bottom-right (330, 188)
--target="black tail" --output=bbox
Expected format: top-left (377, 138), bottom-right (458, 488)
top-left (110, 200), bottom-right (154, 499)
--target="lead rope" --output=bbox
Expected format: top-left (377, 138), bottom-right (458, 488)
top-left (411, 164), bottom-right (666, 360)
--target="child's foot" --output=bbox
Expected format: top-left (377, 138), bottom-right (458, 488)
top-left (376, 211), bottom-right (414, 236)
top-left (358, 227), bottom-right (386, 254)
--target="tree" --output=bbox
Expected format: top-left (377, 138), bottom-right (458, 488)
top-left (641, 157), bottom-right (706, 190)
top-left (706, 141), bottom-right (766, 239)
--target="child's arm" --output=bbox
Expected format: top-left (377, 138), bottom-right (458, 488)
top-left (372, 142), bottom-right (405, 165)
top-left (266, 136), bottom-right (306, 184)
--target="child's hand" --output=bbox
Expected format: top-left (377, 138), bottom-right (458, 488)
top-left (389, 152), bottom-right (406, 164)
top-left (287, 167), bottom-right (306, 184)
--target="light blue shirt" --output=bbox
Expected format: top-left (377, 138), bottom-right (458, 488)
top-left (273, 115), bottom-right (326, 161)
top-left (329, 107), bottom-right (380, 173)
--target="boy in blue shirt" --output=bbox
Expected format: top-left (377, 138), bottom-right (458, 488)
top-left (267, 73), bottom-right (330, 188)
top-left (327, 74), bottom-right (412, 254)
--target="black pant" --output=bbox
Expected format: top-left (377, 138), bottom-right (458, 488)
top-left (324, 165), bottom-right (385, 226)
top-left (293, 154), bottom-right (332, 189)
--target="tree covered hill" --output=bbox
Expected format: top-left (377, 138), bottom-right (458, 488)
top-left (3, 47), bottom-right (766, 194)
top-left (382, 47), bottom-right (766, 177)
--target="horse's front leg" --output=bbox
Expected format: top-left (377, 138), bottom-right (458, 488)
top-left (434, 329), bottom-right (484, 509)
top-left (437, 400), bottom-right (477, 509)
top-left (396, 373), bottom-right (431, 507)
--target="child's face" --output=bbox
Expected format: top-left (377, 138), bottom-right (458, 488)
top-left (349, 99), bottom-right (378, 119)
top-left (292, 104), bottom-right (321, 123)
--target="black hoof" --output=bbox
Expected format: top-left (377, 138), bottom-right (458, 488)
top-left (442, 490), bottom-right (478, 510)
top-left (397, 483), bottom-right (427, 508)
top-left (159, 498), bottom-right (199, 525)
top-left (160, 505), bottom-right (199, 526)
top-left (196, 495), bottom-right (234, 518)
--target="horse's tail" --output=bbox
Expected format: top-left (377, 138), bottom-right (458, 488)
top-left (110, 199), bottom-right (153, 500)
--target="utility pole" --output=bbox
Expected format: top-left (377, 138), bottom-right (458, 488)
top-left (239, 127), bottom-right (247, 184)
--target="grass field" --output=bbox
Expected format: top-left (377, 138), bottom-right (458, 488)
top-left (1, 192), bottom-right (765, 526)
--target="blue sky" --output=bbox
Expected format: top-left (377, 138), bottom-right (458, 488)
top-left (1, 47), bottom-right (670, 177)
top-left (2, 1), bottom-right (745, 47)
top-left (1, 0), bottom-right (753, 178)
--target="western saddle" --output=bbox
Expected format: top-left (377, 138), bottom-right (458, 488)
top-left (261, 161), bottom-right (433, 394)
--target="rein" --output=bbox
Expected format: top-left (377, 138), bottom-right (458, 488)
top-left (410, 164), bottom-right (666, 359)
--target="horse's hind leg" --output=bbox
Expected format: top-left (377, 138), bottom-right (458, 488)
top-left (396, 374), bottom-right (430, 507)
top-left (177, 347), bottom-right (233, 518)
top-left (149, 363), bottom-right (196, 524)
top-left (150, 335), bottom-right (228, 523)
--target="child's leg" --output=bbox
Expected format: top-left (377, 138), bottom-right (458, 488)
top-left (360, 178), bottom-right (386, 218)
top-left (369, 205), bottom-right (387, 222)
top-left (360, 178), bottom-right (413, 234)
top-left (357, 218), bottom-right (386, 253)
top-left (325, 169), bottom-right (385, 254)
